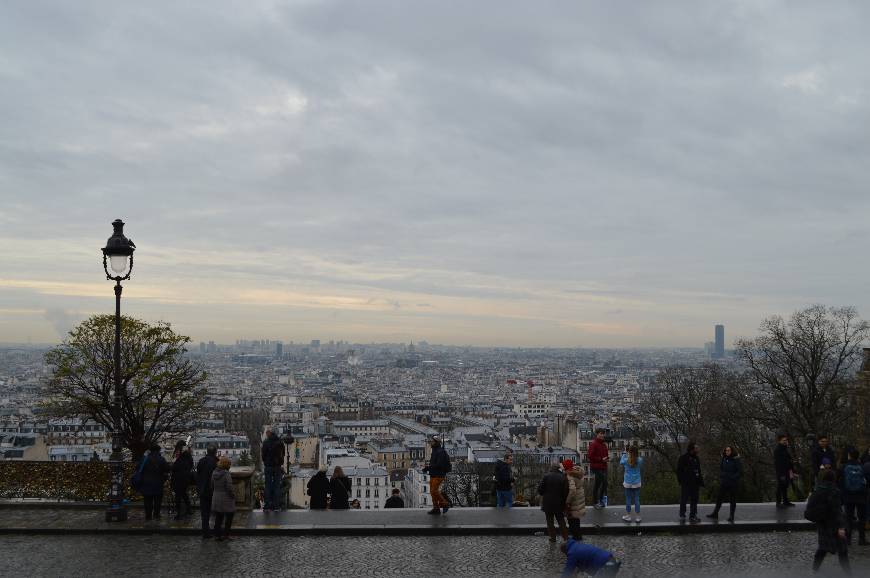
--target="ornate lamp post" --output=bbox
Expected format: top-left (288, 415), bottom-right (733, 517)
top-left (102, 219), bottom-right (136, 522)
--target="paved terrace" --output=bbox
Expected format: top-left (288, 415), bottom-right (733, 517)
top-left (2, 533), bottom-right (869, 577)
top-left (0, 502), bottom-right (811, 535)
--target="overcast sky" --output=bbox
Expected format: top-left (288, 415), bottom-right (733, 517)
top-left (1, 1), bottom-right (869, 347)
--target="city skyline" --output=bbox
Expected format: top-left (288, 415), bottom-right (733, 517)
top-left (2, 2), bottom-right (870, 347)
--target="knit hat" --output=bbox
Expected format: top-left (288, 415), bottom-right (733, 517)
top-left (562, 459), bottom-right (574, 471)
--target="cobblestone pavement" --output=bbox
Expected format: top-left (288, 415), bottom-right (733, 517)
top-left (1, 532), bottom-right (867, 577)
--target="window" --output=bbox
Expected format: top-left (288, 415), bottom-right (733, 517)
top-left (356, 489), bottom-right (361, 498)
top-left (374, 478), bottom-right (379, 486)
top-left (366, 478), bottom-right (370, 486)
top-left (366, 490), bottom-right (370, 498)
top-left (375, 489), bottom-right (379, 497)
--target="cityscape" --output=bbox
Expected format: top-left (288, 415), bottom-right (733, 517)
top-left (2, 1), bottom-right (870, 576)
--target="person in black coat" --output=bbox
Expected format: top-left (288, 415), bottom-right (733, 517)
top-left (676, 442), bottom-right (704, 523)
top-left (812, 435), bottom-right (837, 474)
top-left (774, 434), bottom-right (796, 508)
top-left (809, 469), bottom-right (850, 573)
top-left (329, 466), bottom-right (352, 510)
top-left (707, 446), bottom-right (742, 522)
top-left (384, 488), bottom-right (404, 508)
top-left (139, 444), bottom-right (169, 521)
top-left (171, 440), bottom-right (194, 519)
top-left (196, 445), bottom-right (218, 537)
top-left (307, 467), bottom-right (330, 510)
top-left (538, 463), bottom-right (569, 543)
top-left (494, 453), bottom-right (515, 508)
top-left (422, 436), bottom-right (452, 514)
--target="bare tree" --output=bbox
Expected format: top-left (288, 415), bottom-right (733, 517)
top-left (45, 315), bottom-right (208, 459)
top-left (735, 305), bottom-right (869, 440)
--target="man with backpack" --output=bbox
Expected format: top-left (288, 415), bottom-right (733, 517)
top-left (196, 445), bottom-right (218, 538)
top-left (839, 448), bottom-right (868, 546)
top-left (805, 469), bottom-right (850, 573)
top-left (261, 430), bottom-right (287, 511)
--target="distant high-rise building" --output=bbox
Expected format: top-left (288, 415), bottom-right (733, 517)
top-left (275, 342), bottom-right (283, 358)
top-left (207, 340), bottom-right (217, 354)
top-left (713, 324), bottom-right (725, 359)
top-left (311, 339), bottom-right (321, 353)
top-left (199, 342), bottom-right (206, 354)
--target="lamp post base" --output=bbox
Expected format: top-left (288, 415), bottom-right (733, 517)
top-left (105, 507), bottom-right (128, 522)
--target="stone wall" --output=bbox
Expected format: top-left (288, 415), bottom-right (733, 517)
top-left (0, 461), bottom-right (139, 502)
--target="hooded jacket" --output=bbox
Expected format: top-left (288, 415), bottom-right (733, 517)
top-left (211, 468), bottom-right (236, 513)
top-left (718, 455), bottom-right (742, 487)
top-left (587, 438), bottom-right (609, 472)
top-left (565, 467), bottom-right (586, 519)
top-left (261, 432), bottom-right (285, 468)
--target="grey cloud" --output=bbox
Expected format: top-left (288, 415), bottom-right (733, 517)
top-left (2, 1), bottom-right (870, 345)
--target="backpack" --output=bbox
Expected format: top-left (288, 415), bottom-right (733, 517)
top-left (131, 454), bottom-right (149, 491)
top-left (843, 464), bottom-right (866, 493)
top-left (804, 490), bottom-right (832, 523)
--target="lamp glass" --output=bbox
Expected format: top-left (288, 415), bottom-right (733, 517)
top-left (109, 255), bottom-right (129, 274)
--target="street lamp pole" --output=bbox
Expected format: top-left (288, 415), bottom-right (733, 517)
top-left (102, 219), bottom-right (136, 522)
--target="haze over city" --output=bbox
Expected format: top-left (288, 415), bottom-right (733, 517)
top-left (2, 1), bottom-right (869, 347)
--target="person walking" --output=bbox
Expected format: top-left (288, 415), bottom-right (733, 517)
top-left (560, 539), bottom-right (622, 577)
top-left (677, 442), bottom-right (704, 523)
top-left (805, 469), bottom-right (850, 573)
top-left (538, 462), bottom-right (569, 543)
top-left (260, 430), bottom-right (286, 512)
top-left (423, 436), bottom-right (452, 515)
top-left (384, 488), bottom-right (405, 508)
top-left (494, 453), bottom-right (515, 508)
top-left (812, 435), bottom-right (837, 473)
top-left (620, 445), bottom-right (643, 523)
top-left (171, 440), bottom-right (194, 520)
top-left (211, 456), bottom-right (235, 541)
top-left (307, 465), bottom-right (330, 510)
top-left (839, 448), bottom-right (868, 545)
top-left (196, 444), bottom-right (218, 538)
top-left (707, 445), bottom-right (742, 522)
top-left (140, 443), bottom-right (169, 521)
top-left (588, 428), bottom-right (609, 509)
top-left (329, 466), bottom-right (352, 510)
top-left (774, 434), bottom-right (796, 508)
top-left (564, 459), bottom-right (586, 540)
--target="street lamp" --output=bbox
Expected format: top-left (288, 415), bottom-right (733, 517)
top-left (102, 219), bottom-right (136, 522)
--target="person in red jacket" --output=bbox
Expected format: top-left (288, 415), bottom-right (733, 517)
top-left (588, 428), bottom-right (610, 508)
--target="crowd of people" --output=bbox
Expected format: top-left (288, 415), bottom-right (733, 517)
top-left (130, 428), bottom-right (870, 573)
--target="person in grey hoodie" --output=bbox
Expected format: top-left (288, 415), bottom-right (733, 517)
top-left (211, 456), bottom-right (235, 541)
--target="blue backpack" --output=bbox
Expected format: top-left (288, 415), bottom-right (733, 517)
top-left (843, 464), bottom-right (866, 493)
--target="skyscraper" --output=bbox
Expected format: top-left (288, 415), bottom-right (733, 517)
top-left (275, 342), bottom-right (283, 359)
top-left (714, 324), bottom-right (725, 359)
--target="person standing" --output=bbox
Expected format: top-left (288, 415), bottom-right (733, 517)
top-left (560, 540), bottom-right (622, 577)
top-left (140, 443), bottom-right (169, 521)
top-left (538, 462), bottom-right (569, 543)
top-left (774, 434), bottom-right (796, 508)
top-left (812, 435), bottom-right (837, 473)
top-left (171, 440), bottom-right (194, 520)
top-left (707, 445), bottom-right (742, 522)
top-left (806, 469), bottom-right (850, 573)
top-left (423, 436), bottom-right (452, 515)
top-left (839, 448), bottom-right (868, 545)
top-left (211, 456), bottom-right (236, 541)
top-left (329, 466), bottom-right (352, 510)
top-left (260, 430), bottom-right (286, 512)
top-left (564, 460), bottom-right (586, 540)
top-left (677, 442), bottom-right (704, 523)
top-left (196, 445), bottom-right (218, 538)
top-left (620, 445), bottom-right (643, 523)
top-left (588, 429), bottom-right (610, 509)
top-left (384, 488), bottom-right (405, 508)
top-left (494, 453), bottom-right (515, 508)
top-left (307, 466), bottom-right (330, 510)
